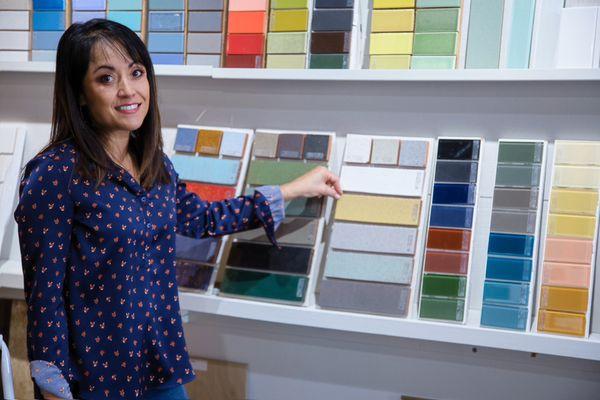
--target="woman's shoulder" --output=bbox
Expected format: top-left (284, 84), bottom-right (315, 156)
top-left (22, 140), bottom-right (78, 182)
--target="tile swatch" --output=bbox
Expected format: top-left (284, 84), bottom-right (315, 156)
top-left (309, 0), bottom-right (353, 68)
top-left (225, 0), bottom-right (268, 67)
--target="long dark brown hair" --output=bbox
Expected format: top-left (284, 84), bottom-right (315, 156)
top-left (40, 18), bottom-right (170, 189)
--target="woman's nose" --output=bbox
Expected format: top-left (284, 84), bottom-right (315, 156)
top-left (117, 79), bottom-right (135, 97)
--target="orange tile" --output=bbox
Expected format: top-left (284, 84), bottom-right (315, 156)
top-left (227, 11), bottom-right (267, 34)
top-left (196, 130), bottom-right (223, 155)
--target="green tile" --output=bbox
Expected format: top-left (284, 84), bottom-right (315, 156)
top-left (498, 142), bottom-right (543, 164)
top-left (267, 32), bottom-right (307, 54)
top-left (413, 32), bottom-right (457, 56)
top-left (417, 0), bottom-right (461, 7)
top-left (421, 274), bottom-right (466, 297)
top-left (220, 268), bottom-right (307, 303)
top-left (411, 55), bottom-right (455, 69)
top-left (309, 54), bottom-right (349, 69)
top-left (271, 0), bottom-right (308, 8)
top-left (419, 296), bottom-right (465, 321)
top-left (247, 159), bottom-right (325, 185)
top-left (415, 8), bottom-right (460, 32)
top-left (495, 164), bottom-right (541, 187)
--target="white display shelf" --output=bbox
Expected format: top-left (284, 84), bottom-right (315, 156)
top-left (1, 62), bottom-right (600, 81)
top-left (178, 291), bottom-right (600, 362)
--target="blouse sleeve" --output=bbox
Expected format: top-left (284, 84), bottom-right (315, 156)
top-left (13, 152), bottom-right (76, 396)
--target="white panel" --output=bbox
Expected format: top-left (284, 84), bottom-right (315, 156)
top-left (343, 134), bottom-right (372, 163)
top-left (0, 0), bottom-right (29, 10)
top-left (530, 0), bottom-right (567, 69)
top-left (0, 11), bottom-right (29, 30)
top-left (340, 165), bottom-right (425, 197)
top-left (0, 31), bottom-right (29, 50)
top-left (0, 50), bottom-right (28, 61)
top-left (0, 125), bottom-right (16, 154)
top-left (565, 0), bottom-right (600, 5)
top-left (555, 7), bottom-right (599, 68)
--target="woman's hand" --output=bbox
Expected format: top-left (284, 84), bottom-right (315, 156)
top-left (280, 166), bottom-right (342, 202)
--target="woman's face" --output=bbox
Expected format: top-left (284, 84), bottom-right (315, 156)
top-left (81, 42), bottom-right (150, 136)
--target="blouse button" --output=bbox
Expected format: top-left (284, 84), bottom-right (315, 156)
top-left (141, 196), bottom-right (147, 203)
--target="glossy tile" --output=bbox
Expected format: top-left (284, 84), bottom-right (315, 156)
top-left (334, 194), bottom-right (421, 226)
top-left (325, 250), bottom-right (414, 284)
top-left (330, 222), bottom-right (417, 254)
top-left (221, 268), bottom-right (308, 303)
top-left (227, 242), bottom-right (313, 274)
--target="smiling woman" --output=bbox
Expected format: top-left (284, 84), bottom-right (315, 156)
top-left (13, 19), bottom-right (342, 400)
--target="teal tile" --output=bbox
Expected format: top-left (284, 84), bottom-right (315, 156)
top-left (107, 0), bottom-right (142, 10)
top-left (411, 56), bottom-right (455, 69)
top-left (506, 0), bottom-right (536, 68)
top-left (149, 0), bottom-right (185, 10)
top-left (107, 11), bottom-right (142, 31)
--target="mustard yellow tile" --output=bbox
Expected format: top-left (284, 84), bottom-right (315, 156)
top-left (550, 189), bottom-right (599, 216)
top-left (547, 213), bottom-right (597, 239)
top-left (373, 0), bottom-right (415, 8)
top-left (369, 55), bottom-right (411, 69)
top-left (370, 32), bottom-right (413, 54)
top-left (538, 310), bottom-right (586, 337)
top-left (553, 165), bottom-right (600, 189)
top-left (371, 9), bottom-right (415, 32)
top-left (334, 194), bottom-right (421, 226)
top-left (555, 141), bottom-right (600, 166)
top-left (540, 286), bottom-right (588, 314)
top-left (269, 9), bottom-right (309, 32)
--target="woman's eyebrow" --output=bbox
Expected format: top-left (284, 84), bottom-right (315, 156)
top-left (94, 62), bottom-right (137, 73)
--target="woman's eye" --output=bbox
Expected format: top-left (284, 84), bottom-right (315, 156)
top-left (100, 75), bottom-right (114, 84)
top-left (132, 69), bottom-right (144, 78)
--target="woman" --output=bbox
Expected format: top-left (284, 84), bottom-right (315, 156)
top-left (14, 19), bottom-right (342, 400)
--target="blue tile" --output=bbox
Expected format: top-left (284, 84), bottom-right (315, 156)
top-left (33, 0), bottom-right (66, 10)
top-left (488, 233), bottom-right (534, 257)
top-left (72, 0), bottom-right (106, 10)
top-left (151, 52), bottom-right (185, 64)
top-left (149, 11), bottom-right (185, 32)
top-left (33, 11), bottom-right (65, 31)
top-left (220, 131), bottom-right (247, 158)
top-left (171, 154), bottom-right (240, 185)
top-left (429, 205), bottom-right (474, 229)
top-left (72, 11), bottom-right (107, 24)
top-left (485, 256), bottom-right (532, 282)
top-left (432, 183), bottom-right (476, 205)
top-left (32, 31), bottom-right (63, 50)
top-left (148, 32), bottom-right (185, 53)
top-left (107, 11), bottom-right (142, 31)
top-left (174, 128), bottom-right (199, 152)
top-left (108, 0), bottom-right (143, 10)
top-left (481, 304), bottom-right (528, 330)
top-left (483, 281), bottom-right (529, 306)
top-left (149, 0), bottom-right (185, 10)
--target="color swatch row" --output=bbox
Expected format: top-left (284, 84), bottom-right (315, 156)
top-left (308, 0), bottom-right (354, 69)
top-left (480, 140), bottom-right (546, 331)
top-left (220, 129), bottom-right (335, 304)
top-left (418, 139), bottom-right (481, 322)
top-left (318, 134), bottom-right (433, 317)
top-left (535, 141), bottom-right (600, 337)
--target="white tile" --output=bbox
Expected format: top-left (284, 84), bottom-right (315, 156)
top-left (0, 0), bottom-right (29, 10)
top-left (0, 125), bottom-right (17, 154)
top-left (343, 134), bottom-right (371, 164)
top-left (0, 50), bottom-right (28, 61)
top-left (0, 155), bottom-right (12, 183)
top-left (0, 31), bottom-right (29, 50)
top-left (555, 7), bottom-right (599, 68)
top-left (530, 0), bottom-right (564, 68)
top-left (0, 11), bottom-right (29, 30)
top-left (340, 165), bottom-right (426, 197)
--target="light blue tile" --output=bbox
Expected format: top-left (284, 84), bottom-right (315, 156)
top-left (107, 0), bottom-right (142, 10)
top-left (31, 50), bottom-right (57, 61)
top-left (220, 131), bottom-right (247, 158)
top-left (171, 154), bottom-right (240, 185)
top-left (506, 0), bottom-right (536, 69)
top-left (151, 52), bottom-right (184, 65)
top-left (149, 11), bottom-right (185, 31)
top-left (107, 11), bottom-right (142, 31)
top-left (324, 250), bottom-right (414, 285)
top-left (148, 32), bottom-right (185, 53)
top-left (72, 0), bottom-right (106, 10)
top-left (483, 281), bottom-right (529, 306)
top-left (465, 0), bottom-right (505, 68)
top-left (33, 0), bottom-right (65, 10)
top-left (149, 0), bottom-right (185, 10)
top-left (481, 304), bottom-right (528, 330)
top-left (33, 11), bottom-right (65, 31)
top-left (32, 31), bottom-right (63, 50)
top-left (72, 11), bottom-right (106, 24)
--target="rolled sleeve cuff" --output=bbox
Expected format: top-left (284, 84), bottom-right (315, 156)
top-left (30, 360), bottom-right (73, 399)
top-left (255, 186), bottom-right (285, 231)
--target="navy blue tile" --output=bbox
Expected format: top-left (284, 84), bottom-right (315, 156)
top-left (429, 205), bottom-right (474, 229)
top-left (433, 183), bottom-right (476, 205)
top-left (488, 233), bottom-right (534, 257)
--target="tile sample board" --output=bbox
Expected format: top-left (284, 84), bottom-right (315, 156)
top-left (318, 134), bottom-right (434, 317)
top-left (220, 129), bottom-right (335, 305)
top-left (0, 1), bottom-right (29, 62)
top-left (309, 0), bottom-right (355, 68)
top-left (535, 141), bottom-right (600, 337)
top-left (171, 124), bottom-right (253, 293)
top-left (418, 138), bottom-right (482, 323)
top-left (480, 140), bottom-right (547, 331)
top-left (224, 0), bottom-right (269, 67)
top-left (266, 0), bottom-right (310, 68)
top-left (147, 0), bottom-right (184, 64)
top-left (187, 0), bottom-right (226, 67)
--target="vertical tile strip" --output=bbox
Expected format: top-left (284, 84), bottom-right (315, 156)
top-left (147, 0), bottom-right (185, 64)
top-left (0, 1), bottom-right (30, 62)
top-left (224, 0), bottom-right (268, 68)
top-left (309, 0), bottom-right (354, 69)
top-left (266, 0), bottom-right (309, 68)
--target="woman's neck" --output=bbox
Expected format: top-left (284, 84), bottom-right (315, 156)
top-left (105, 130), bottom-right (131, 164)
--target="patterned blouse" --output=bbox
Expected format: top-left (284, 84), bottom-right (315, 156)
top-left (14, 141), bottom-right (284, 399)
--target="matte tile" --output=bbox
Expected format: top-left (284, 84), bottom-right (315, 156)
top-left (334, 194), bottom-right (421, 226)
top-left (266, 54), bottom-right (305, 69)
top-left (547, 214), bottom-right (597, 239)
top-left (492, 187), bottom-right (539, 210)
top-left (369, 55), bottom-right (411, 69)
top-left (543, 262), bottom-right (591, 289)
top-left (553, 166), bottom-right (600, 189)
top-left (271, 0), bottom-right (309, 8)
top-left (109, 0), bottom-right (142, 10)
top-left (340, 165), bottom-right (426, 197)
top-left (32, 31), bottom-right (62, 50)
top-left (550, 189), bottom-right (599, 216)
top-left (269, 9), bottom-right (309, 32)
top-left (419, 296), bottom-right (464, 321)
top-left (490, 210), bottom-right (537, 235)
top-left (268, 32), bottom-right (308, 53)
top-left (219, 131), bottom-right (247, 158)
top-left (32, 11), bottom-right (65, 30)
top-left (188, 11), bottom-right (223, 32)
top-left (540, 286), bottom-right (588, 313)
top-left (483, 281), bottom-right (529, 306)
top-left (234, 217), bottom-right (319, 246)
top-left (417, 0), bottom-right (461, 6)
top-left (424, 250), bottom-right (469, 275)
top-left (498, 141), bottom-right (544, 164)
top-left (196, 129), bottom-right (223, 155)
top-left (309, 53), bottom-right (349, 68)
top-left (176, 235), bottom-right (220, 263)
top-left (0, 11), bottom-right (29, 30)
top-left (148, 32), bottom-right (185, 52)
top-left (369, 33), bottom-right (413, 55)
top-left (108, 11), bottom-right (142, 31)
top-left (149, 0), bottom-right (184, 9)
top-left (325, 250), bottom-right (414, 284)
top-left (224, 54), bottom-right (264, 67)
top-left (247, 159), bottom-right (324, 185)
top-left (331, 222), bottom-right (417, 255)
top-left (30, 50), bottom-right (56, 61)
top-left (315, 0), bottom-right (354, 7)
top-left (303, 135), bottom-right (330, 161)
top-left (310, 31), bottom-right (351, 53)
top-left (221, 268), bottom-right (307, 303)
top-left (228, 0), bottom-right (269, 11)
top-left (415, 8), bottom-right (460, 33)
top-left (486, 256), bottom-right (532, 282)
top-left (150, 53), bottom-right (184, 65)
top-left (344, 134), bottom-right (371, 163)
top-left (537, 309), bottom-right (586, 337)
top-left (544, 237), bottom-right (594, 264)
top-left (435, 161), bottom-right (478, 183)
top-left (432, 183), bottom-right (476, 205)
top-left (227, 242), bottom-right (313, 274)
top-left (277, 134), bottom-right (305, 159)
top-left (228, 11), bottom-right (267, 34)
top-left (488, 233), bottom-right (534, 257)
top-left (226, 33), bottom-right (265, 54)
top-left (311, 9), bottom-right (353, 31)
top-left (318, 279), bottom-right (411, 317)
top-left (481, 304), bottom-right (528, 330)
top-left (171, 154), bottom-right (240, 185)
top-left (72, 0), bottom-right (105, 10)
top-left (187, 54), bottom-right (221, 66)
top-left (410, 55), bottom-right (456, 69)
top-left (422, 274), bottom-right (466, 297)
top-left (429, 205), bottom-right (473, 229)
top-left (33, 0), bottom-right (65, 10)
top-left (554, 141), bottom-right (600, 166)
top-left (413, 32), bottom-right (458, 56)
top-left (399, 140), bottom-right (429, 168)
top-left (149, 11), bottom-right (184, 32)
top-left (437, 139), bottom-right (480, 160)
top-left (253, 132), bottom-right (279, 158)
top-left (72, 11), bottom-right (106, 23)
top-left (175, 260), bottom-right (213, 291)
top-left (373, 0), bottom-right (414, 7)
top-left (371, 138), bottom-right (399, 165)
top-left (189, 0), bottom-right (224, 10)
top-left (187, 33), bottom-right (223, 53)
top-left (184, 182), bottom-right (236, 202)
top-left (371, 9), bottom-right (415, 32)
top-left (495, 164), bottom-right (541, 187)
top-left (464, 0), bottom-right (504, 68)
top-left (427, 228), bottom-right (471, 251)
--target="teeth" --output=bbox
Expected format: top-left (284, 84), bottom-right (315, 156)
top-left (116, 104), bottom-right (139, 111)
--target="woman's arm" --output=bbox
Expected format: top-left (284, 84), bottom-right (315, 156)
top-left (14, 153), bottom-right (75, 400)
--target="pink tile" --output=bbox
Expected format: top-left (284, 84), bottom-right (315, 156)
top-left (542, 262), bottom-right (591, 289)
top-left (228, 0), bottom-right (268, 11)
top-left (544, 237), bottom-right (593, 264)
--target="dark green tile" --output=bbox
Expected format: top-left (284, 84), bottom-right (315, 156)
top-left (421, 274), bottom-right (466, 297)
top-left (220, 268), bottom-right (307, 303)
top-left (498, 142), bottom-right (543, 164)
top-left (419, 296), bottom-right (465, 321)
top-left (309, 53), bottom-right (349, 69)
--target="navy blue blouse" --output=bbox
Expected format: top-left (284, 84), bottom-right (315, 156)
top-left (14, 142), bottom-right (280, 399)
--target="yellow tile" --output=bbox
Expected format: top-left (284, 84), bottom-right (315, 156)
top-left (547, 213), bottom-right (597, 239)
top-left (334, 194), bottom-right (421, 226)
top-left (550, 189), bottom-right (599, 216)
top-left (371, 9), bottom-right (415, 32)
top-left (269, 9), bottom-right (308, 32)
top-left (370, 32), bottom-right (413, 54)
top-left (537, 310), bottom-right (586, 337)
top-left (373, 0), bottom-right (415, 8)
top-left (540, 286), bottom-right (588, 314)
top-left (266, 54), bottom-right (306, 68)
top-left (555, 141), bottom-right (600, 166)
top-left (369, 54), bottom-right (411, 69)
top-left (553, 165), bottom-right (600, 189)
